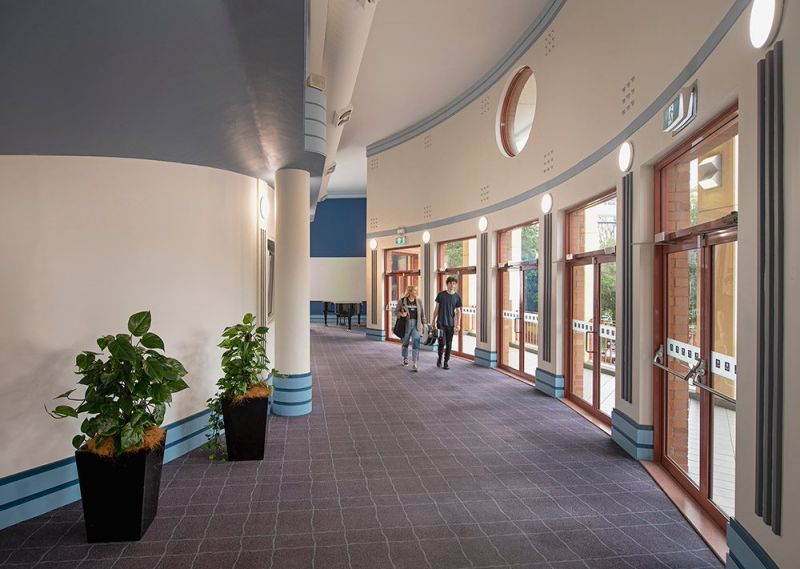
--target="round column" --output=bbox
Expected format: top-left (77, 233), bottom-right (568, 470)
top-left (272, 169), bottom-right (312, 416)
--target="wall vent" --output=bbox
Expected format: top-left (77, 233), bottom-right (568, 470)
top-left (544, 29), bottom-right (556, 56)
top-left (621, 75), bottom-right (636, 116)
top-left (543, 150), bottom-right (555, 174)
top-left (423, 134), bottom-right (433, 150)
top-left (422, 205), bottom-right (432, 220)
top-left (480, 96), bottom-right (492, 116)
top-left (479, 184), bottom-right (490, 203)
top-left (369, 156), bottom-right (380, 171)
top-left (368, 216), bottom-right (379, 231)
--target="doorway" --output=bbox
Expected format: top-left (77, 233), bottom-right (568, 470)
top-left (497, 221), bottom-right (539, 381)
top-left (384, 246), bottom-right (420, 343)
top-left (436, 237), bottom-right (477, 359)
top-left (565, 193), bottom-right (617, 422)
top-left (654, 106), bottom-right (738, 526)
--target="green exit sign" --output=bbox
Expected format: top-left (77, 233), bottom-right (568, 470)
top-left (395, 236), bottom-right (407, 245)
top-left (663, 95), bottom-right (682, 131)
top-left (663, 84), bottom-right (697, 134)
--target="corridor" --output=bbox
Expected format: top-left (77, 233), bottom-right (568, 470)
top-left (0, 326), bottom-right (721, 569)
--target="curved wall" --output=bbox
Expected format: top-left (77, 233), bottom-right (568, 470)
top-left (365, 0), bottom-right (800, 566)
top-left (0, 155), bottom-right (263, 479)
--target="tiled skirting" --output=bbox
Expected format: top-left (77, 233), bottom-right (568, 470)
top-left (534, 368), bottom-right (564, 398)
top-left (611, 409), bottom-right (654, 461)
top-left (474, 348), bottom-right (497, 368)
top-left (726, 518), bottom-right (779, 569)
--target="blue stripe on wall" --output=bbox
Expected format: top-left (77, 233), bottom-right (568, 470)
top-left (310, 198), bottom-right (366, 258)
top-left (0, 408), bottom-right (212, 530)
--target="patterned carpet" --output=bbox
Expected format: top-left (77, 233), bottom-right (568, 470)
top-left (0, 324), bottom-right (722, 568)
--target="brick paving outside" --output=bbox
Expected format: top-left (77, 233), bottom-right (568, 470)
top-left (0, 324), bottom-right (722, 568)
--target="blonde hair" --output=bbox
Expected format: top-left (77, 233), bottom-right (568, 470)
top-left (404, 285), bottom-right (418, 297)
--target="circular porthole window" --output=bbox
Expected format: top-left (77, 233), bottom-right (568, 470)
top-left (498, 66), bottom-right (537, 157)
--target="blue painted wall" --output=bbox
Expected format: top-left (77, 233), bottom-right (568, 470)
top-left (310, 198), bottom-right (366, 258)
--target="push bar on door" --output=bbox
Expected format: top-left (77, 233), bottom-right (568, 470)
top-left (652, 345), bottom-right (736, 406)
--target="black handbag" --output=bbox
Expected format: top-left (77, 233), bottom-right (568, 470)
top-left (392, 316), bottom-right (407, 339)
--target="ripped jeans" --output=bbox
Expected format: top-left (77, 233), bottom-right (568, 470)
top-left (401, 318), bottom-right (421, 362)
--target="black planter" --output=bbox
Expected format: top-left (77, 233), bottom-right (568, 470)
top-left (75, 439), bottom-right (165, 543)
top-left (222, 396), bottom-right (269, 461)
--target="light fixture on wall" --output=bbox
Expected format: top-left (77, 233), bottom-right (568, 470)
top-left (369, 238), bottom-right (378, 251)
top-left (259, 195), bottom-right (268, 221)
top-left (749, 0), bottom-right (783, 48)
top-left (618, 141), bottom-right (634, 172)
top-left (540, 193), bottom-right (553, 214)
top-left (478, 217), bottom-right (488, 233)
top-left (422, 230), bottom-right (431, 244)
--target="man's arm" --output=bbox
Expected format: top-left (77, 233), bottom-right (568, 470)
top-left (454, 307), bottom-right (461, 332)
top-left (431, 302), bottom-right (439, 329)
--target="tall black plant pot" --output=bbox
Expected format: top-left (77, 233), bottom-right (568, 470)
top-left (75, 439), bottom-right (165, 543)
top-left (222, 396), bottom-right (269, 461)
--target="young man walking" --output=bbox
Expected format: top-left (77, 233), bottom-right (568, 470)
top-left (431, 276), bottom-right (462, 369)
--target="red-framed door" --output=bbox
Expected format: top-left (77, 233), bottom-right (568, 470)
top-left (384, 271), bottom-right (420, 343)
top-left (437, 269), bottom-right (477, 359)
top-left (497, 262), bottom-right (539, 380)
top-left (653, 104), bottom-right (739, 528)
top-left (565, 252), bottom-right (616, 422)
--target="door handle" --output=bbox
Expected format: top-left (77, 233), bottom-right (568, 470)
top-left (514, 318), bottom-right (520, 335)
top-left (652, 344), bottom-right (735, 406)
top-left (585, 330), bottom-right (594, 353)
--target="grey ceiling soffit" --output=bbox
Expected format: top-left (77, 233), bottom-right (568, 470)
top-left (365, 0), bottom-right (565, 157)
top-left (0, 0), bottom-right (325, 185)
top-left (366, 0), bottom-right (750, 238)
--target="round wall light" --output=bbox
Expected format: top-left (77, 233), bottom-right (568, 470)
top-left (422, 230), bottom-right (431, 244)
top-left (478, 217), bottom-right (488, 233)
top-left (749, 0), bottom-right (783, 49)
top-left (369, 238), bottom-right (378, 251)
top-left (259, 195), bottom-right (268, 220)
top-left (618, 141), bottom-right (634, 172)
top-left (540, 193), bottom-right (553, 214)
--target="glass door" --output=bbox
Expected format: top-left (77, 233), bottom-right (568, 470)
top-left (499, 267), bottom-right (522, 375)
top-left (654, 105), bottom-right (738, 526)
top-left (437, 238), bottom-right (477, 359)
top-left (568, 256), bottom-right (615, 416)
top-left (384, 246), bottom-right (420, 342)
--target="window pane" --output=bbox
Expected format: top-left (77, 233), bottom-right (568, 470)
top-left (568, 196), bottom-right (617, 255)
top-left (661, 123), bottom-right (738, 233)
top-left (439, 238), bottom-right (476, 270)
top-left (499, 222), bottom-right (539, 264)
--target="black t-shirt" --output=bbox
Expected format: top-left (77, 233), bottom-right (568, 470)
top-left (404, 298), bottom-right (418, 320)
top-left (435, 291), bottom-right (462, 327)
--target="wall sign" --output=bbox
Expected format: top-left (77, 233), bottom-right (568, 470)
top-left (394, 235), bottom-right (407, 245)
top-left (663, 83), bottom-right (697, 134)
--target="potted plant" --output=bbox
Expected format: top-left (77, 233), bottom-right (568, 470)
top-left (206, 313), bottom-right (275, 461)
top-left (48, 311), bottom-right (189, 542)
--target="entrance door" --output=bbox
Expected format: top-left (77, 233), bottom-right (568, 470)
top-left (498, 263), bottom-right (538, 380)
top-left (654, 105), bottom-right (738, 525)
top-left (567, 255), bottom-right (616, 417)
top-left (384, 246), bottom-right (420, 342)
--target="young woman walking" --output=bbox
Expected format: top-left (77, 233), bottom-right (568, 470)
top-left (395, 285), bottom-right (426, 372)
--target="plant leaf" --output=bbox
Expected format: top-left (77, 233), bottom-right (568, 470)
top-left (140, 332), bottom-right (165, 350)
top-left (127, 311), bottom-right (152, 337)
top-left (72, 435), bottom-right (85, 449)
top-left (243, 313), bottom-right (255, 325)
top-left (143, 357), bottom-right (166, 380)
top-left (53, 405), bottom-right (78, 418)
top-left (54, 389), bottom-right (76, 400)
top-left (108, 337), bottom-right (138, 362)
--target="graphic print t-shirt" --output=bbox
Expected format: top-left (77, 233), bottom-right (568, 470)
top-left (405, 299), bottom-right (418, 320)
top-left (435, 291), bottom-right (462, 327)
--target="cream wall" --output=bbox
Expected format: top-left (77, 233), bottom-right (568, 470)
top-left (366, 0), bottom-right (799, 564)
top-left (0, 155), bottom-right (262, 478)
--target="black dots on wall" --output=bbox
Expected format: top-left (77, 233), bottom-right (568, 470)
top-left (369, 156), bottom-right (380, 171)
top-left (423, 134), bottom-right (433, 150)
top-left (544, 29), bottom-right (556, 56)
top-left (368, 216), bottom-right (379, 231)
top-left (543, 150), bottom-right (555, 174)
top-left (621, 76), bottom-right (636, 116)
top-left (422, 205), bottom-right (432, 220)
top-left (479, 96), bottom-right (492, 116)
top-left (479, 185), bottom-right (490, 203)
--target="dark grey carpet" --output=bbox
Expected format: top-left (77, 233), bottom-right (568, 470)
top-left (0, 324), bottom-right (722, 568)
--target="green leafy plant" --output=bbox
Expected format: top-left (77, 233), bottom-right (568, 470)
top-left (206, 313), bottom-right (276, 459)
top-left (48, 311), bottom-right (189, 455)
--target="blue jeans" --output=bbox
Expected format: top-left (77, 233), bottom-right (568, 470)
top-left (402, 318), bottom-right (420, 361)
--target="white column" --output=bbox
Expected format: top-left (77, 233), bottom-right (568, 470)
top-left (272, 169), bottom-right (312, 416)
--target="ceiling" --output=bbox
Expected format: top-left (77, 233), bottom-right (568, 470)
top-left (325, 0), bottom-right (553, 198)
top-left (0, 0), bottom-right (324, 191)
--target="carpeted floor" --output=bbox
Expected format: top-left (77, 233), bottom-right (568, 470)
top-left (0, 324), bottom-right (722, 568)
